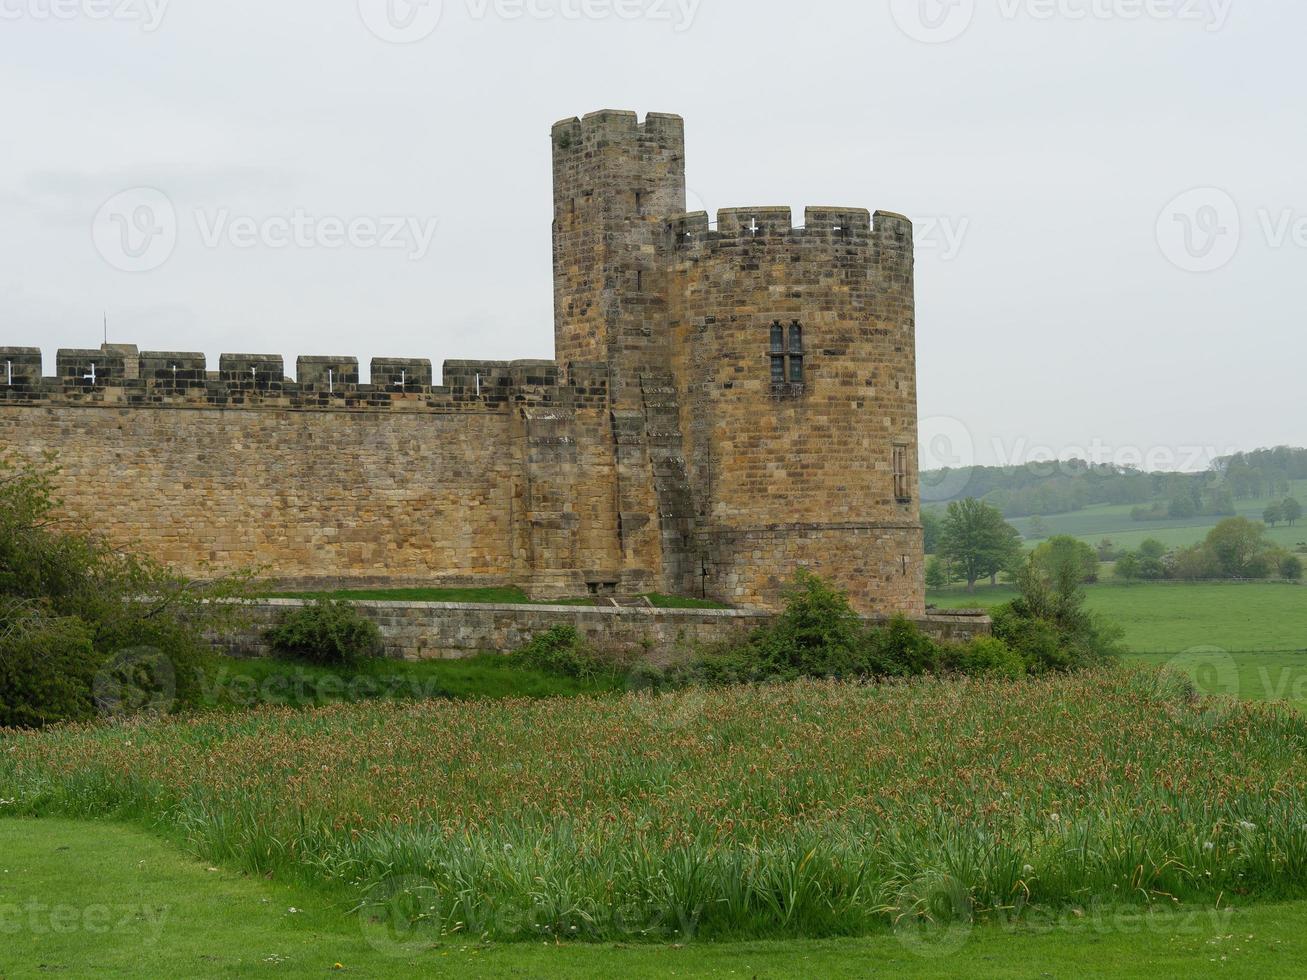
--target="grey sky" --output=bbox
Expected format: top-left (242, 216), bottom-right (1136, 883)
top-left (2, 0), bottom-right (1301, 470)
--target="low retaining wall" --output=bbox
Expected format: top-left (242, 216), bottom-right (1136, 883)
top-left (213, 601), bottom-right (992, 665)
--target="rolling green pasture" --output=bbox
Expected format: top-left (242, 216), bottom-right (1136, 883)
top-left (929, 581), bottom-right (1307, 653)
top-left (1008, 479), bottom-right (1307, 553)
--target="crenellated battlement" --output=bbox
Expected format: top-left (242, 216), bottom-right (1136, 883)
top-left (666, 207), bottom-right (911, 251)
top-left (552, 110), bottom-right (684, 152)
top-left (0, 347), bottom-right (608, 414)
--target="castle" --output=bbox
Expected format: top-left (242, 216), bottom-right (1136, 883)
top-left (0, 110), bottom-right (923, 615)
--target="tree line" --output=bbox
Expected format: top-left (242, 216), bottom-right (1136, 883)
top-left (926, 499), bottom-right (1305, 593)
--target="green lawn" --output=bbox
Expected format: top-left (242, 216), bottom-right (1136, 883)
top-left (2, 818), bottom-right (1302, 979)
top-left (929, 581), bottom-right (1307, 653)
top-left (1127, 648), bottom-right (1307, 713)
top-left (196, 652), bottom-right (623, 711)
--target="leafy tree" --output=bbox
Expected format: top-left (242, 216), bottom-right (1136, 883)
top-left (921, 509), bottom-right (942, 554)
top-left (925, 556), bottom-right (951, 590)
top-left (1032, 535), bottom-right (1099, 584)
top-left (1170, 544), bottom-right (1219, 581)
top-left (992, 556), bottom-right (1122, 673)
top-left (1204, 517), bottom-right (1277, 579)
top-left (1139, 539), bottom-right (1167, 560)
top-left (1264, 502), bottom-right (1285, 527)
top-left (1282, 555), bottom-right (1304, 581)
top-left (1168, 496), bottom-right (1197, 519)
top-left (1115, 552), bottom-right (1142, 585)
top-left (0, 452), bottom-right (252, 728)
top-left (1284, 498), bottom-right (1303, 526)
top-left (938, 499), bottom-right (1024, 593)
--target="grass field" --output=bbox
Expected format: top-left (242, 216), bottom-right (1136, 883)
top-left (1007, 479), bottom-right (1307, 553)
top-left (194, 652), bottom-right (623, 711)
top-left (1, 818), bottom-right (1301, 978)
top-left (929, 581), bottom-right (1307, 653)
top-left (5, 672), bottom-right (1307, 949)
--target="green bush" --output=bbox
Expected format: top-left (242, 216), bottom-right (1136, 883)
top-left (864, 615), bottom-right (941, 677)
top-left (0, 608), bottom-right (97, 729)
top-left (943, 636), bottom-right (1025, 680)
top-left (742, 571), bottom-right (869, 681)
top-left (266, 599), bottom-right (384, 666)
top-left (1281, 555), bottom-right (1304, 581)
top-left (992, 557), bottom-right (1123, 673)
top-left (0, 452), bottom-right (252, 728)
top-left (509, 625), bottom-right (613, 680)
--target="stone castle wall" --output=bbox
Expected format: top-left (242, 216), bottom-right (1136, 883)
top-left (0, 109), bottom-right (926, 616)
top-left (0, 352), bottom-right (622, 593)
top-left (213, 599), bottom-right (993, 665)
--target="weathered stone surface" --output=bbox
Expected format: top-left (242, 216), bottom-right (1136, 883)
top-left (215, 601), bottom-right (991, 663)
top-left (0, 109), bottom-right (925, 616)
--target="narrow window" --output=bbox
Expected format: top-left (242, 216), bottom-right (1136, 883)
top-left (635, 191), bottom-right (643, 214)
top-left (770, 321), bottom-right (806, 389)
top-left (788, 322), bottom-right (804, 383)
top-left (636, 270), bottom-right (643, 293)
top-left (893, 443), bottom-right (911, 502)
top-left (788, 354), bottom-right (804, 384)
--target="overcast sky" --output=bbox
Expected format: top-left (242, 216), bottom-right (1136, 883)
top-left (2, 0), bottom-right (1301, 470)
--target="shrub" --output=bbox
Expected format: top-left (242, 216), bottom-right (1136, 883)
top-left (864, 615), bottom-right (940, 677)
top-left (992, 557), bottom-right (1122, 673)
top-left (944, 636), bottom-right (1025, 679)
top-left (1282, 555), bottom-right (1304, 582)
top-left (509, 625), bottom-right (612, 680)
top-left (736, 571), bottom-right (869, 681)
top-left (0, 452), bottom-right (252, 728)
top-left (0, 607), bottom-right (97, 729)
top-left (266, 599), bottom-right (383, 666)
